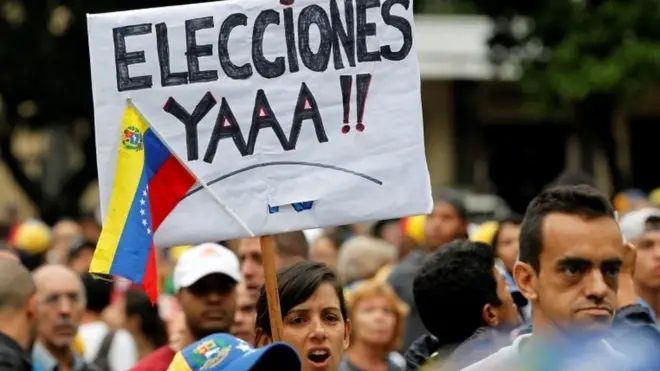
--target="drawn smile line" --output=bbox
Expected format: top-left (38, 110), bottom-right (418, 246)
top-left (183, 161), bottom-right (383, 199)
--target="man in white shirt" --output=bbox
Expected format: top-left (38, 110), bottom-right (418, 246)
top-left (78, 273), bottom-right (138, 370)
top-left (462, 185), bottom-right (634, 371)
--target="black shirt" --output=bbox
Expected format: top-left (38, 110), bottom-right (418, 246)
top-left (0, 331), bottom-right (32, 371)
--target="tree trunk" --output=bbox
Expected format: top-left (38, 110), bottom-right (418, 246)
top-left (574, 93), bottom-right (625, 194)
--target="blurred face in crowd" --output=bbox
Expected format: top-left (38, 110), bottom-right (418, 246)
top-left (496, 222), bottom-right (521, 273)
top-left (310, 237), bottom-right (338, 272)
top-left (379, 222), bottom-right (402, 249)
top-left (515, 213), bottom-right (623, 335)
top-left (80, 218), bottom-right (101, 242)
top-left (68, 246), bottom-right (95, 275)
top-left (34, 266), bottom-right (85, 349)
top-left (425, 201), bottom-right (467, 249)
top-left (49, 220), bottom-right (82, 264)
top-left (177, 273), bottom-right (237, 340)
top-left (491, 268), bottom-right (522, 327)
top-left (231, 283), bottom-right (257, 345)
top-left (281, 282), bottom-right (350, 371)
top-left (633, 222), bottom-right (660, 290)
top-left (351, 296), bottom-right (396, 348)
top-left (238, 238), bottom-right (266, 301)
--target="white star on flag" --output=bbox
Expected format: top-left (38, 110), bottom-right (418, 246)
top-left (139, 187), bottom-right (152, 236)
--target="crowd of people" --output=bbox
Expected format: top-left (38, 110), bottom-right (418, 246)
top-left (1, 172), bottom-right (660, 370)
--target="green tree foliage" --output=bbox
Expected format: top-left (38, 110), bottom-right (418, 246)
top-left (466, 0), bottom-right (660, 189)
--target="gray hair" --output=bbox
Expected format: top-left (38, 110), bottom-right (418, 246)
top-left (337, 236), bottom-right (398, 285)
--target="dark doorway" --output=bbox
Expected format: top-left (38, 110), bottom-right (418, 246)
top-left (484, 123), bottom-right (569, 213)
top-left (629, 117), bottom-right (660, 191)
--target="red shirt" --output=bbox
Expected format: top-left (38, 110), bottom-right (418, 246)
top-left (131, 346), bottom-right (176, 371)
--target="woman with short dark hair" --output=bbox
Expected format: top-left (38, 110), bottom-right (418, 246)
top-left (255, 261), bottom-right (351, 371)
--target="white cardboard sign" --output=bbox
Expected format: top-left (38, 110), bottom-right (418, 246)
top-left (88, 0), bottom-right (432, 246)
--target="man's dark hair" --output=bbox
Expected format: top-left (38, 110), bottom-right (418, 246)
top-left (491, 213), bottom-right (523, 250)
top-left (273, 231), bottom-right (309, 260)
top-left (413, 240), bottom-right (501, 345)
top-left (256, 261), bottom-right (347, 337)
top-left (548, 170), bottom-right (597, 189)
top-left (81, 273), bottom-right (113, 313)
top-left (0, 258), bottom-right (35, 311)
top-left (433, 188), bottom-right (468, 221)
top-left (519, 185), bottom-right (615, 272)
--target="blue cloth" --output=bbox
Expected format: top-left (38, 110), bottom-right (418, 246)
top-left (637, 297), bottom-right (657, 321)
top-left (31, 342), bottom-right (87, 371)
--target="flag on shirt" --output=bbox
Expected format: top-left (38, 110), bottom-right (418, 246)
top-left (90, 102), bottom-right (196, 304)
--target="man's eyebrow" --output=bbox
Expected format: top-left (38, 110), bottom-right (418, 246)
top-left (602, 258), bottom-right (622, 266)
top-left (556, 257), bottom-right (591, 266)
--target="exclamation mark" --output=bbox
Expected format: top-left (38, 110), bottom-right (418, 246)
top-left (340, 75), bottom-right (353, 134)
top-left (356, 73), bottom-right (372, 132)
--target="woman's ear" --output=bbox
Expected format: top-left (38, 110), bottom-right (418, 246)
top-left (343, 319), bottom-right (352, 350)
top-left (254, 328), bottom-right (272, 347)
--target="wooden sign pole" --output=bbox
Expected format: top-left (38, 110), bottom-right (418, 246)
top-left (259, 235), bottom-right (284, 341)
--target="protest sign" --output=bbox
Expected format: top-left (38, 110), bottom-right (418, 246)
top-left (88, 0), bottom-right (432, 246)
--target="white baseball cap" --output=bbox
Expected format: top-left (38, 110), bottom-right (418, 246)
top-left (173, 243), bottom-right (241, 291)
top-left (619, 208), bottom-right (660, 243)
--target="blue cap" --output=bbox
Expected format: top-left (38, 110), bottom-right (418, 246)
top-left (168, 333), bottom-right (301, 371)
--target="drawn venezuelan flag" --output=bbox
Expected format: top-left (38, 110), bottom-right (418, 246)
top-left (90, 102), bottom-right (196, 303)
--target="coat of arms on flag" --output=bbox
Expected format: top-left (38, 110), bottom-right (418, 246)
top-left (191, 339), bottom-right (231, 369)
top-left (122, 125), bottom-right (143, 151)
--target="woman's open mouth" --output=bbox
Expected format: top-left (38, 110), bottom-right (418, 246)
top-left (307, 348), bottom-right (330, 368)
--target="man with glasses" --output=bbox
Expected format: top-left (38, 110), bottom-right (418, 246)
top-left (133, 243), bottom-right (241, 371)
top-left (32, 264), bottom-right (99, 371)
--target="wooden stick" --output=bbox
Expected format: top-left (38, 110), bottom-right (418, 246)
top-left (260, 235), bottom-right (284, 341)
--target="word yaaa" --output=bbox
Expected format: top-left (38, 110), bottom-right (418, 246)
top-left (164, 82), bottom-right (328, 163)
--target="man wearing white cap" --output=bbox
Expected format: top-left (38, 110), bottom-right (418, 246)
top-left (133, 243), bottom-right (241, 371)
top-left (619, 208), bottom-right (660, 322)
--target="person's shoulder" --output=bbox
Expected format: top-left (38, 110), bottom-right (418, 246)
top-left (457, 343), bottom-right (517, 371)
top-left (112, 328), bottom-right (136, 346)
top-left (0, 346), bottom-right (30, 370)
top-left (131, 346), bottom-right (176, 370)
top-left (388, 251), bottom-right (424, 280)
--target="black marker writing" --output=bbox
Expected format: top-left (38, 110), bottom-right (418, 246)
top-left (339, 74), bottom-right (371, 133)
top-left (185, 17), bottom-right (218, 83)
top-left (169, 83), bottom-right (328, 163)
top-left (163, 92), bottom-right (217, 161)
top-left (156, 23), bottom-right (188, 87)
top-left (114, 24), bottom-right (153, 92)
top-left (111, 1), bottom-right (413, 91)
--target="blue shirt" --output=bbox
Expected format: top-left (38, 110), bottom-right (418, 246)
top-left (637, 297), bottom-right (657, 321)
top-left (32, 342), bottom-right (87, 371)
